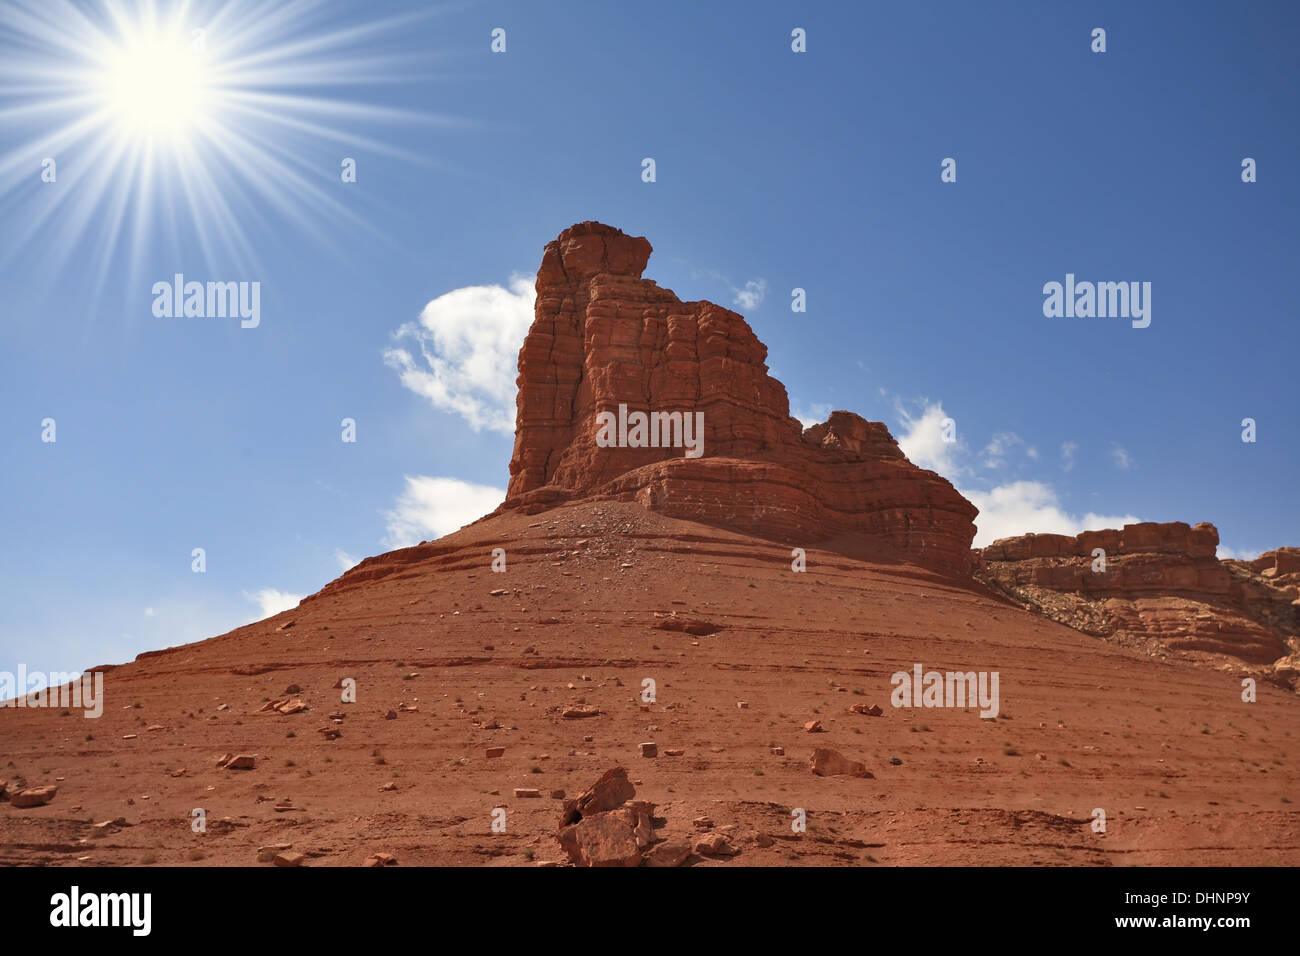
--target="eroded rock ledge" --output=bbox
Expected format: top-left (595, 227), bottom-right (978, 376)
top-left (974, 522), bottom-right (1300, 682)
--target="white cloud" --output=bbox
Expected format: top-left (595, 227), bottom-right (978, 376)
top-left (694, 269), bottom-right (768, 312)
top-left (383, 275), bottom-right (535, 435)
top-left (143, 607), bottom-right (155, 617)
top-left (893, 399), bottom-right (965, 477)
top-left (334, 549), bottom-right (360, 572)
top-left (1216, 545), bottom-right (1261, 561)
top-left (733, 278), bottom-right (767, 310)
top-left (1109, 444), bottom-right (1132, 470)
top-left (981, 431), bottom-right (1031, 470)
top-left (384, 475), bottom-right (506, 548)
top-left (245, 588), bottom-right (304, 621)
top-left (962, 480), bottom-right (1140, 548)
top-left (882, 396), bottom-right (1140, 548)
top-left (792, 401), bottom-right (832, 430)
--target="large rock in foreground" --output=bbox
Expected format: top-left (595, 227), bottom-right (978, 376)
top-left (556, 768), bottom-right (666, 867)
top-left (502, 222), bottom-right (977, 574)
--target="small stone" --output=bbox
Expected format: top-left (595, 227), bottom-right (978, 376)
top-left (644, 842), bottom-right (691, 867)
top-left (770, 746), bottom-right (784, 756)
top-left (692, 833), bottom-right (736, 857)
top-left (736, 701), bottom-right (749, 709)
top-left (804, 720), bottom-right (823, 733)
top-left (486, 747), bottom-right (506, 758)
top-left (514, 788), bottom-right (542, 798)
top-left (225, 754), bottom-right (256, 770)
top-left (639, 742), bottom-right (658, 758)
top-left (273, 851), bottom-right (305, 867)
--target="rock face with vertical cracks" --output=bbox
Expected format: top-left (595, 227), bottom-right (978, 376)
top-left (501, 221), bottom-right (978, 575)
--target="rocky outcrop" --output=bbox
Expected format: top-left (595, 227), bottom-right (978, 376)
top-left (975, 522), bottom-right (1300, 681)
top-left (503, 222), bottom-right (978, 574)
top-left (1233, 548), bottom-right (1300, 592)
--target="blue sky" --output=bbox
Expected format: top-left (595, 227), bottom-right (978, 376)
top-left (2, 0), bottom-right (1297, 678)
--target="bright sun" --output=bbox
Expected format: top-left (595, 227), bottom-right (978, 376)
top-left (0, 0), bottom-right (444, 282)
top-left (98, 30), bottom-right (212, 140)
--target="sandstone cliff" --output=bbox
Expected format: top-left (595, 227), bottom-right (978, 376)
top-left (974, 521), bottom-right (1300, 683)
top-left (501, 222), bottom-right (978, 574)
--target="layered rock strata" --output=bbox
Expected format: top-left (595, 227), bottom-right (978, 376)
top-left (502, 221), bottom-right (977, 574)
top-left (974, 522), bottom-right (1300, 680)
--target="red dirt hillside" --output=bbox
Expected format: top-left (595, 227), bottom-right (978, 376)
top-left (1, 223), bottom-right (1296, 867)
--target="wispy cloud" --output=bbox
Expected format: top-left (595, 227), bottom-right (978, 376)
top-left (1216, 545), bottom-right (1262, 561)
top-left (732, 278), bottom-right (767, 310)
top-left (384, 275), bottom-right (535, 435)
top-left (693, 269), bottom-right (768, 312)
top-left (1060, 440), bottom-right (1078, 472)
top-left (981, 431), bottom-right (1037, 470)
top-left (1109, 444), bottom-right (1132, 470)
top-left (791, 401), bottom-right (832, 429)
top-left (334, 549), bottom-right (360, 572)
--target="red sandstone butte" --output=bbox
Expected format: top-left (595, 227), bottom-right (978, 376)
top-left (501, 221), bottom-right (978, 575)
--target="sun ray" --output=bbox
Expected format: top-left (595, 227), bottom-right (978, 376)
top-left (0, 0), bottom-right (452, 291)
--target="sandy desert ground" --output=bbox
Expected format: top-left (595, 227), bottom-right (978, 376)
top-left (2, 500), bottom-right (1296, 866)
